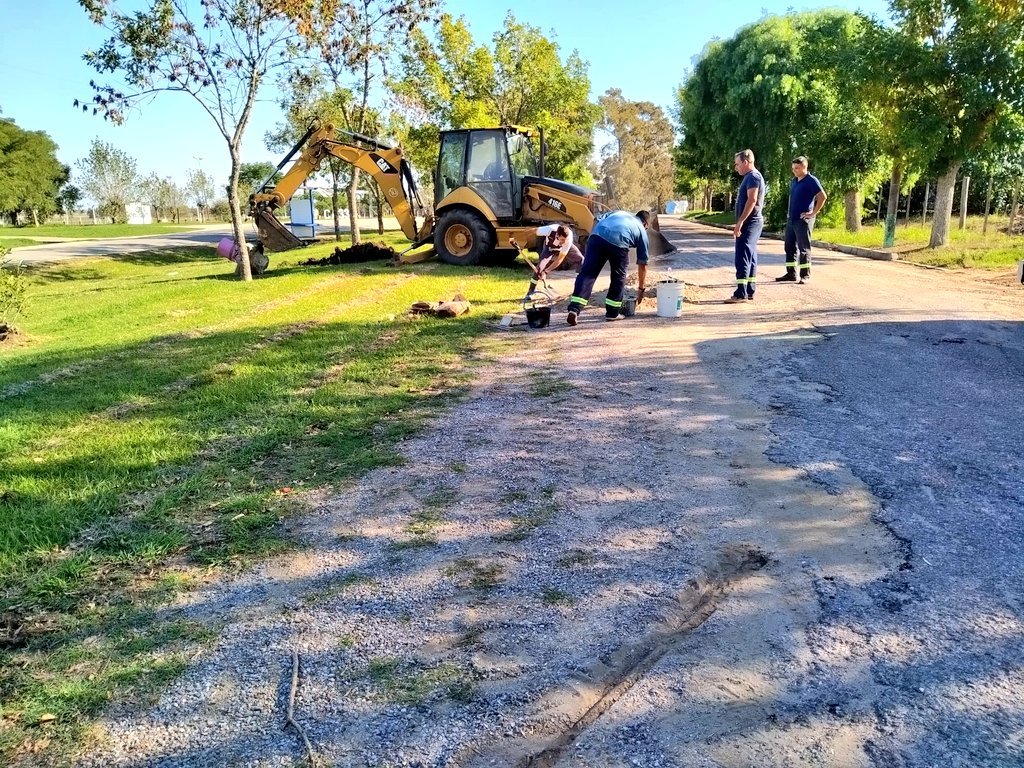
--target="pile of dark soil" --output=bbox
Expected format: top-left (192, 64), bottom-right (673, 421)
top-left (300, 242), bottom-right (397, 267)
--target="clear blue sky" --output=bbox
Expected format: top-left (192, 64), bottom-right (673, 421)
top-left (0, 0), bottom-right (891, 198)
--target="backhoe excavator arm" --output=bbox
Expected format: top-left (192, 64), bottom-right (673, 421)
top-left (250, 121), bottom-right (432, 252)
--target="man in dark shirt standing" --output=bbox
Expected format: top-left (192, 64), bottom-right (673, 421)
top-left (726, 149), bottom-right (766, 303)
top-left (776, 155), bottom-right (827, 284)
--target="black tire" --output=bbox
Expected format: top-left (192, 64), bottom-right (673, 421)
top-left (435, 209), bottom-right (494, 266)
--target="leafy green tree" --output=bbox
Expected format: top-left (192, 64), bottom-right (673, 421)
top-left (599, 89), bottom-right (675, 212)
top-left (864, 0), bottom-right (1024, 246)
top-left (0, 245), bottom-right (28, 335)
top-left (393, 12), bottom-right (601, 187)
top-left (236, 162), bottom-right (281, 200)
top-left (76, 138), bottom-right (139, 223)
top-left (79, 0), bottom-right (303, 279)
top-left (267, 83), bottom-right (361, 240)
top-left (676, 10), bottom-right (887, 230)
top-left (285, 0), bottom-right (439, 245)
top-left (140, 173), bottom-right (185, 221)
top-left (0, 117), bottom-right (68, 226)
top-left (57, 183), bottom-right (83, 224)
top-left (185, 168), bottom-right (215, 223)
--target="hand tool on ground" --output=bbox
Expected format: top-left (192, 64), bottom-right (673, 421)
top-left (507, 236), bottom-right (557, 305)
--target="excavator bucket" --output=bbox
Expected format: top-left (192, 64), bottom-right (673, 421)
top-left (647, 212), bottom-right (677, 258)
top-left (254, 208), bottom-right (305, 252)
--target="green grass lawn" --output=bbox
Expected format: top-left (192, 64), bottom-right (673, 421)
top-left (0, 223), bottom-right (204, 240)
top-left (684, 210), bottom-right (1022, 269)
top-left (683, 210), bottom-right (734, 226)
top-left (0, 238), bottom-right (50, 250)
top-left (814, 216), bottom-right (1022, 268)
top-left (0, 236), bottom-right (527, 763)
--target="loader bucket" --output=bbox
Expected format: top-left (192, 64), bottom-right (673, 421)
top-left (647, 212), bottom-right (676, 258)
top-left (254, 208), bottom-right (305, 252)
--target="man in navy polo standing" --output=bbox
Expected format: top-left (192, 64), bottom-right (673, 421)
top-left (726, 149), bottom-right (765, 303)
top-left (776, 155), bottom-right (827, 284)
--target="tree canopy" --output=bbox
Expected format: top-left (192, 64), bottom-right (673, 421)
top-left (0, 117), bottom-right (69, 225)
top-left (676, 10), bottom-right (886, 229)
top-left (599, 89), bottom-right (675, 212)
top-left (393, 13), bottom-right (601, 186)
top-left (79, 0), bottom-right (303, 279)
top-left (862, 0), bottom-right (1024, 245)
top-left (76, 138), bottom-right (140, 223)
top-left (279, 0), bottom-right (438, 244)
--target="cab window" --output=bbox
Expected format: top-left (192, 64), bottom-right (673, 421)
top-left (507, 133), bottom-right (537, 177)
top-left (466, 131), bottom-right (509, 181)
top-left (436, 132), bottom-right (467, 201)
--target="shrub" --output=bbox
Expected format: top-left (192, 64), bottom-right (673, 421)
top-left (0, 246), bottom-right (28, 331)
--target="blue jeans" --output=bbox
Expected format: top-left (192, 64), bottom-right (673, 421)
top-left (734, 218), bottom-right (763, 298)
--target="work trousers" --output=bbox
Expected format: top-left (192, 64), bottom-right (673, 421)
top-left (783, 218), bottom-right (813, 277)
top-left (734, 217), bottom-right (763, 299)
top-left (567, 235), bottom-right (629, 317)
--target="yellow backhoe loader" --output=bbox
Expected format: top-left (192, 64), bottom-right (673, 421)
top-left (250, 120), bottom-right (607, 267)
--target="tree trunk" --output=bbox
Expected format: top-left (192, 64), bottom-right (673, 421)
top-left (929, 161), bottom-right (962, 248)
top-left (982, 176), bottom-right (993, 235)
top-left (348, 168), bottom-right (361, 246)
top-left (876, 185), bottom-right (883, 221)
top-left (884, 161), bottom-right (903, 247)
top-left (958, 175), bottom-right (970, 230)
top-left (331, 165), bottom-right (342, 241)
top-left (1010, 182), bottom-right (1019, 235)
top-left (922, 181), bottom-right (930, 225)
top-left (376, 195), bottom-right (384, 235)
top-left (228, 148), bottom-right (253, 282)
top-left (31, 209), bottom-right (39, 227)
top-left (844, 188), bottom-right (861, 232)
top-left (904, 186), bottom-right (912, 227)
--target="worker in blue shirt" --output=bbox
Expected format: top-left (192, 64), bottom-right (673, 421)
top-left (566, 210), bottom-right (650, 325)
top-left (726, 149), bottom-right (766, 303)
top-left (776, 155), bottom-right (827, 283)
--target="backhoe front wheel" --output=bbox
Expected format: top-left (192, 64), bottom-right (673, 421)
top-left (435, 209), bottom-right (494, 266)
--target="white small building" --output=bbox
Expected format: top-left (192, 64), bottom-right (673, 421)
top-left (126, 203), bottom-right (153, 225)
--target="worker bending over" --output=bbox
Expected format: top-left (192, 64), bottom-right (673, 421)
top-left (566, 210), bottom-right (650, 325)
top-left (509, 223), bottom-right (583, 279)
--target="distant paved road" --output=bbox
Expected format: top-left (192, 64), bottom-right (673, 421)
top-left (8, 225), bottom-right (238, 265)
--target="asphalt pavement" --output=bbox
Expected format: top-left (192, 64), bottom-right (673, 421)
top-left (652, 216), bottom-right (1024, 767)
top-left (8, 225), bottom-right (236, 265)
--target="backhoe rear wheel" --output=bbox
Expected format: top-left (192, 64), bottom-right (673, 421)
top-left (435, 209), bottom-right (494, 266)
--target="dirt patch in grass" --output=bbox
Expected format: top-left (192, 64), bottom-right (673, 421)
top-left (300, 242), bottom-right (397, 266)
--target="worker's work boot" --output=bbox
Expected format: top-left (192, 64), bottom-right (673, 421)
top-left (799, 271), bottom-right (810, 284)
top-left (566, 309), bottom-right (579, 326)
top-left (775, 272), bottom-right (798, 282)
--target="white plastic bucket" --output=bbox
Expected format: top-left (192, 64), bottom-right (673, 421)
top-left (656, 279), bottom-right (685, 318)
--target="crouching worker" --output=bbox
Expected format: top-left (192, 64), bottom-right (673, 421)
top-left (509, 223), bottom-right (583, 279)
top-left (566, 210), bottom-right (650, 325)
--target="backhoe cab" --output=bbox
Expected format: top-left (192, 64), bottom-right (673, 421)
top-left (431, 126), bottom-right (600, 265)
top-left (250, 121), bottom-right (605, 267)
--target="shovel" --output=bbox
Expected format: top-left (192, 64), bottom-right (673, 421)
top-left (509, 237), bottom-right (557, 304)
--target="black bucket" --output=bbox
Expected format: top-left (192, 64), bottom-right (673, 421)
top-left (525, 304), bottom-right (551, 328)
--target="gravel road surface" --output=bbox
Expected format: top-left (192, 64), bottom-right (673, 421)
top-left (72, 217), bottom-right (1023, 768)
